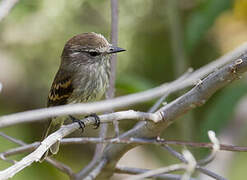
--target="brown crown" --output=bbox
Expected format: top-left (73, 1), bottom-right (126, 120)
top-left (64, 32), bottom-right (109, 50)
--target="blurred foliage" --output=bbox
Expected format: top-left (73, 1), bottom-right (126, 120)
top-left (199, 82), bottom-right (247, 141)
top-left (1, 0), bottom-right (247, 179)
top-left (185, 0), bottom-right (232, 52)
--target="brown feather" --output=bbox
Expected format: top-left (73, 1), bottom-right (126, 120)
top-left (47, 70), bottom-right (74, 107)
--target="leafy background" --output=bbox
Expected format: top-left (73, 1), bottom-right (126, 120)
top-left (1, 0), bottom-right (247, 179)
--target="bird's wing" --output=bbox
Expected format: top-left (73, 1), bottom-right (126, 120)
top-left (47, 70), bottom-right (74, 107)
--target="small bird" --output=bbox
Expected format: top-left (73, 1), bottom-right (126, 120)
top-left (41, 32), bottom-right (125, 160)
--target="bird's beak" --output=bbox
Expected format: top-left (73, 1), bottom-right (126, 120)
top-left (108, 46), bottom-right (126, 54)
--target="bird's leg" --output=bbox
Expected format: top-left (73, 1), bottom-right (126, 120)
top-left (85, 113), bottom-right (100, 129)
top-left (69, 115), bottom-right (85, 133)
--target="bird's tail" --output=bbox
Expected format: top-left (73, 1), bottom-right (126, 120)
top-left (40, 118), bottom-right (63, 162)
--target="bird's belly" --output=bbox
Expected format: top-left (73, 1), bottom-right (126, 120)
top-left (68, 76), bottom-right (108, 104)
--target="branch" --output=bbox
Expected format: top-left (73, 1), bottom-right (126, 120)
top-left (127, 164), bottom-right (187, 180)
top-left (161, 132), bottom-right (226, 180)
top-left (1, 42), bottom-right (247, 127)
top-left (1, 48), bottom-right (247, 179)
top-left (91, 53), bottom-right (247, 179)
top-left (2, 136), bottom-right (247, 160)
top-left (115, 166), bottom-right (197, 180)
top-left (0, 110), bottom-right (161, 179)
top-left (79, 0), bottom-right (120, 177)
top-left (108, 0), bottom-right (119, 136)
top-left (0, 0), bottom-right (19, 22)
top-left (107, 0), bottom-right (119, 100)
top-left (0, 132), bottom-right (75, 178)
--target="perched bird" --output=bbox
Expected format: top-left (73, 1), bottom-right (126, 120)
top-left (41, 32), bottom-right (125, 160)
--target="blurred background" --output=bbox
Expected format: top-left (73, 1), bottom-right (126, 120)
top-left (1, 0), bottom-right (247, 179)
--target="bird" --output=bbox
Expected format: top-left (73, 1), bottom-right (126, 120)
top-left (41, 32), bottom-right (125, 160)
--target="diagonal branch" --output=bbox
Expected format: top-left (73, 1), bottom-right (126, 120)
top-left (89, 53), bottom-right (247, 179)
top-left (0, 132), bottom-right (75, 178)
top-left (1, 42), bottom-right (247, 128)
top-left (1, 50), bottom-right (247, 179)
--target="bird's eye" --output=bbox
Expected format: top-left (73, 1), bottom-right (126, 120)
top-left (88, 51), bottom-right (100, 57)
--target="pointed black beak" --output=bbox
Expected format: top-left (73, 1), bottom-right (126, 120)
top-left (108, 46), bottom-right (126, 54)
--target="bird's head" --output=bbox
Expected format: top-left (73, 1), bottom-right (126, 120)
top-left (61, 32), bottom-right (125, 65)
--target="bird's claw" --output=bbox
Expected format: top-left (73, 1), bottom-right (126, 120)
top-left (69, 115), bottom-right (85, 133)
top-left (85, 113), bottom-right (100, 129)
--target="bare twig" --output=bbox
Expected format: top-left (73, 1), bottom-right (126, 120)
top-left (197, 167), bottom-right (226, 180)
top-left (0, 132), bottom-right (25, 145)
top-left (83, 159), bottom-right (107, 180)
top-left (78, 0), bottom-right (120, 177)
top-left (162, 144), bottom-right (187, 162)
top-left (115, 166), bottom-right (197, 180)
top-left (181, 150), bottom-right (196, 180)
top-left (1, 42), bottom-right (247, 127)
top-left (45, 158), bottom-right (74, 178)
top-left (91, 55), bottom-right (247, 179)
top-left (162, 132), bottom-right (226, 180)
top-left (0, 132), bottom-right (75, 178)
top-left (0, 142), bottom-right (39, 158)
top-left (109, 0), bottom-right (120, 136)
top-left (148, 68), bottom-right (193, 113)
top-left (77, 124), bottom-right (108, 178)
top-left (198, 131), bottom-right (220, 166)
top-left (0, 0), bottom-right (19, 22)
top-left (126, 163), bottom-right (187, 180)
top-left (2, 136), bottom-right (247, 160)
top-left (1, 50), bottom-right (247, 179)
top-left (0, 111), bottom-right (159, 179)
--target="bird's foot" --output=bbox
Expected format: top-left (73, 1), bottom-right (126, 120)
top-left (85, 113), bottom-right (100, 129)
top-left (69, 115), bottom-right (85, 133)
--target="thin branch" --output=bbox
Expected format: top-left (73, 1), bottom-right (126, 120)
top-left (162, 134), bottom-right (226, 180)
top-left (164, 148), bottom-right (227, 180)
top-left (197, 167), bottom-right (227, 180)
top-left (181, 150), bottom-right (196, 180)
top-left (1, 42), bottom-right (247, 127)
top-left (83, 159), bottom-right (107, 180)
top-left (0, 132), bottom-right (25, 145)
top-left (0, 142), bottom-right (39, 158)
top-left (197, 131), bottom-right (220, 166)
top-left (77, 0), bottom-right (120, 177)
top-left (0, 109), bottom-right (161, 128)
top-left (109, 0), bottom-right (120, 136)
top-left (162, 144), bottom-right (187, 162)
top-left (0, 0), bottom-right (19, 22)
top-left (147, 68), bottom-right (193, 113)
top-left (45, 158), bottom-right (74, 178)
top-left (84, 54), bottom-right (247, 178)
top-left (126, 163), bottom-right (187, 180)
top-left (3, 136), bottom-right (247, 160)
top-left (1, 50), bottom-right (247, 179)
top-left (0, 132), bottom-right (75, 178)
top-left (115, 166), bottom-right (197, 180)
top-left (76, 124), bottom-right (108, 178)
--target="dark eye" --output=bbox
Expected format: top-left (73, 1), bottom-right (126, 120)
top-left (88, 51), bottom-right (100, 57)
